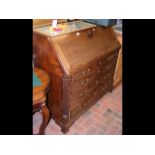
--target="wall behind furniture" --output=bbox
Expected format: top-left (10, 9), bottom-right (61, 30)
top-left (33, 19), bottom-right (52, 27)
top-left (33, 19), bottom-right (68, 28)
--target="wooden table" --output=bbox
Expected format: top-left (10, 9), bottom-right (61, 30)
top-left (33, 67), bottom-right (50, 134)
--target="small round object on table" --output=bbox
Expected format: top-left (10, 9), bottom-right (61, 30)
top-left (33, 67), bottom-right (50, 135)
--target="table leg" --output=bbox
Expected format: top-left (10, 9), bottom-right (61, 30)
top-left (38, 104), bottom-right (50, 135)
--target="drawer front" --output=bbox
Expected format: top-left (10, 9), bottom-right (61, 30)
top-left (70, 81), bottom-right (110, 118)
top-left (70, 54), bottom-right (117, 94)
top-left (71, 50), bottom-right (118, 82)
top-left (69, 51), bottom-right (118, 112)
top-left (73, 63), bottom-right (98, 81)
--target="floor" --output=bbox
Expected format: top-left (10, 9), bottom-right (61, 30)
top-left (33, 83), bottom-right (122, 135)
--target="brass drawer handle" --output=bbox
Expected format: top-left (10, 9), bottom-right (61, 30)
top-left (108, 53), bottom-right (115, 60)
top-left (84, 90), bottom-right (88, 94)
top-left (81, 81), bottom-right (85, 85)
top-left (107, 56), bottom-right (111, 61)
top-left (86, 78), bottom-right (89, 82)
top-left (105, 85), bottom-right (107, 89)
top-left (104, 74), bottom-right (111, 80)
top-left (96, 80), bottom-right (99, 84)
top-left (107, 73), bottom-right (110, 77)
top-left (106, 64), bottom-right (112, 69)
top-left (98, 61), bottom-right (102, 65)
top-left (98, 69), bottom-right (101, 73)
top-left (111, 55), bottom-right (114, 59)
top-left (104, 76), bottom-right (107, 80)
top-left (82, 71), bottom-right (86, 75)
top-left (80, 93), bottom-right (83, 97)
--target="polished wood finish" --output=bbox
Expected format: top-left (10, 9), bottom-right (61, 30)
top-left (33, 25), bottom-right (121, 133)
top-left (33, 67), bottom-right (50, 134)
top-left (113, 32), bottom-right (122, 87)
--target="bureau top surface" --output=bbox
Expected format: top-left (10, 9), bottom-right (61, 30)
top-left (33, 24), bottom-right (121, 75)
top-left (49, 26), bottom-right (121, 74)
top-left (33, 20), bottom-right (96, 37)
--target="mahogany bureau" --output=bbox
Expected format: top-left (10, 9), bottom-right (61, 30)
top-left (33, 21), bottom-right (121, 133)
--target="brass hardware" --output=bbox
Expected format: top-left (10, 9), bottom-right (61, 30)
top-left (99, 61), bottom-right (102, 65)
top-left (106, 64), bottom-right (112, 69)
top-left (81, 81), bottom-right (84, 85)
top-left (82, 71), bottom-right (86, 75)
top-left (107, 73), bottom-right (110, 77)
top-left (96, 80), bottom-right (99, 84)
top-left (108, 54), bottom-right (115, 61)
top-left (80, 93), bottom-right (83, 97)
top-left (84, 90), bottom-right (88, 93)
top-left (98, 70), bottom-right (101, 73)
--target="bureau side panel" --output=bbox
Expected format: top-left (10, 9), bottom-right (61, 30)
top-left (33, 33), bottom-right (64, 123)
